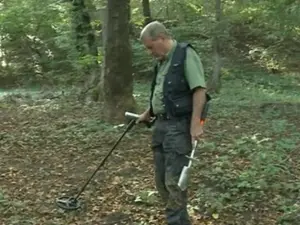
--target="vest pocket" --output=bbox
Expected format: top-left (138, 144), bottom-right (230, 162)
top-left (169, 95), bottom-right (193, 117)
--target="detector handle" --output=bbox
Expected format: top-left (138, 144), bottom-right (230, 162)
top-left (125, 112), bottom-right (154, 128)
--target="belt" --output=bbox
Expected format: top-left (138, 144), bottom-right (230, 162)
top-left (155, 113), bottom-right (169, 120)
top-left (155, 113), bottom-right (191, 121)
top-left (155, 113), bottom-right (171, 120)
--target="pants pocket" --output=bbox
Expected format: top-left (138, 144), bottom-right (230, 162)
top-left (163, 120), bottom-right (192, 155)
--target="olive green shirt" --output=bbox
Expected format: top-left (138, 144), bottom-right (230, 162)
top-left (151, 40), bottom-right (206, 114)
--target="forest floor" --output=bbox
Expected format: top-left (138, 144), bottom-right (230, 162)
top-left (0, 66), bottom-right (300, 225)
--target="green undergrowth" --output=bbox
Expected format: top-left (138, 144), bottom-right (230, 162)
top-left (181, 69), bottom-right (299, 224)
top-left (133, 68), bottom-right (300, 224)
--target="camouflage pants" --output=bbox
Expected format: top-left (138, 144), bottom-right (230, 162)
top-left (151, 116), bottom-right (192, 225)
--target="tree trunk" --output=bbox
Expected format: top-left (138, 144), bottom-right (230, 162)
top-left (166, 1), bottom-right (170, 20)
top-left (70, 0), bottom-right (100, 99)
top-left (207, 0), bottom-right (222, 93)
top-left (94, 6), bottom-right (107, 102)
top-left (101, 0), bottom-right (136, 122)
top-left (142, 0), bottom-right (152, 25)
top-left (71, 0), bottom-right (98, 58)
top-left (101, 7), bottom-right (108, 78)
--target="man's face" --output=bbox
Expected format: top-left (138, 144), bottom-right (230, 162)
top-left (142, 36), bottom-right (166, 60)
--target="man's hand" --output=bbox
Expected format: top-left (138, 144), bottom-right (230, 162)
top-left (136, 108), bottom-right (151, 124)
top-left (190, 119), bottom-right (204, 143)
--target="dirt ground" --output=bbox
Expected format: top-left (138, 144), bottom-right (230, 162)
top-left (0, 97), bottom-right (212, 225)
top-left (1, 93), bottom-right (299, 225)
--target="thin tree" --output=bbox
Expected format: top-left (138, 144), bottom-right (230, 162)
top-left (207, 0), bottom-right (222, 93)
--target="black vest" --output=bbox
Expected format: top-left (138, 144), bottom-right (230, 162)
top-left (149, 42), bottom-right (210, 119)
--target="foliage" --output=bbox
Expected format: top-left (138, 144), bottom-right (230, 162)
top-left (0, 0), bottom-right (80, 87)
top-left (1, 0), bottom-right (299, 88)
top-left (224, 0), bottom-right (300, 72)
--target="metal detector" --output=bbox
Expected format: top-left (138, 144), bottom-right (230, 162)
top-left (56, 114), bottom-right (142, 211)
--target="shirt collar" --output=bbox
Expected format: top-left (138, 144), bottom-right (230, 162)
top-left (158, 40), bottom-right (177, 63)
top-left (165, 40), bottom-right (177, 60)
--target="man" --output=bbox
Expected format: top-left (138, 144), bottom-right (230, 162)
top-left (137, 21), bottom-right (208, 225)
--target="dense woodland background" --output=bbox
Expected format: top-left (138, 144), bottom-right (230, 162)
top-left (0, 0), bottom-right (300, 225)
top-left (1, 0), bottom-right (299, 107)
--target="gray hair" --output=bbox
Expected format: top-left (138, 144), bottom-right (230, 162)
top-left (140, 21), bottom-right (171, 40)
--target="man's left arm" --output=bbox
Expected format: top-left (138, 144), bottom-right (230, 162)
top-left (184, 46), bottom-right (207, 141)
